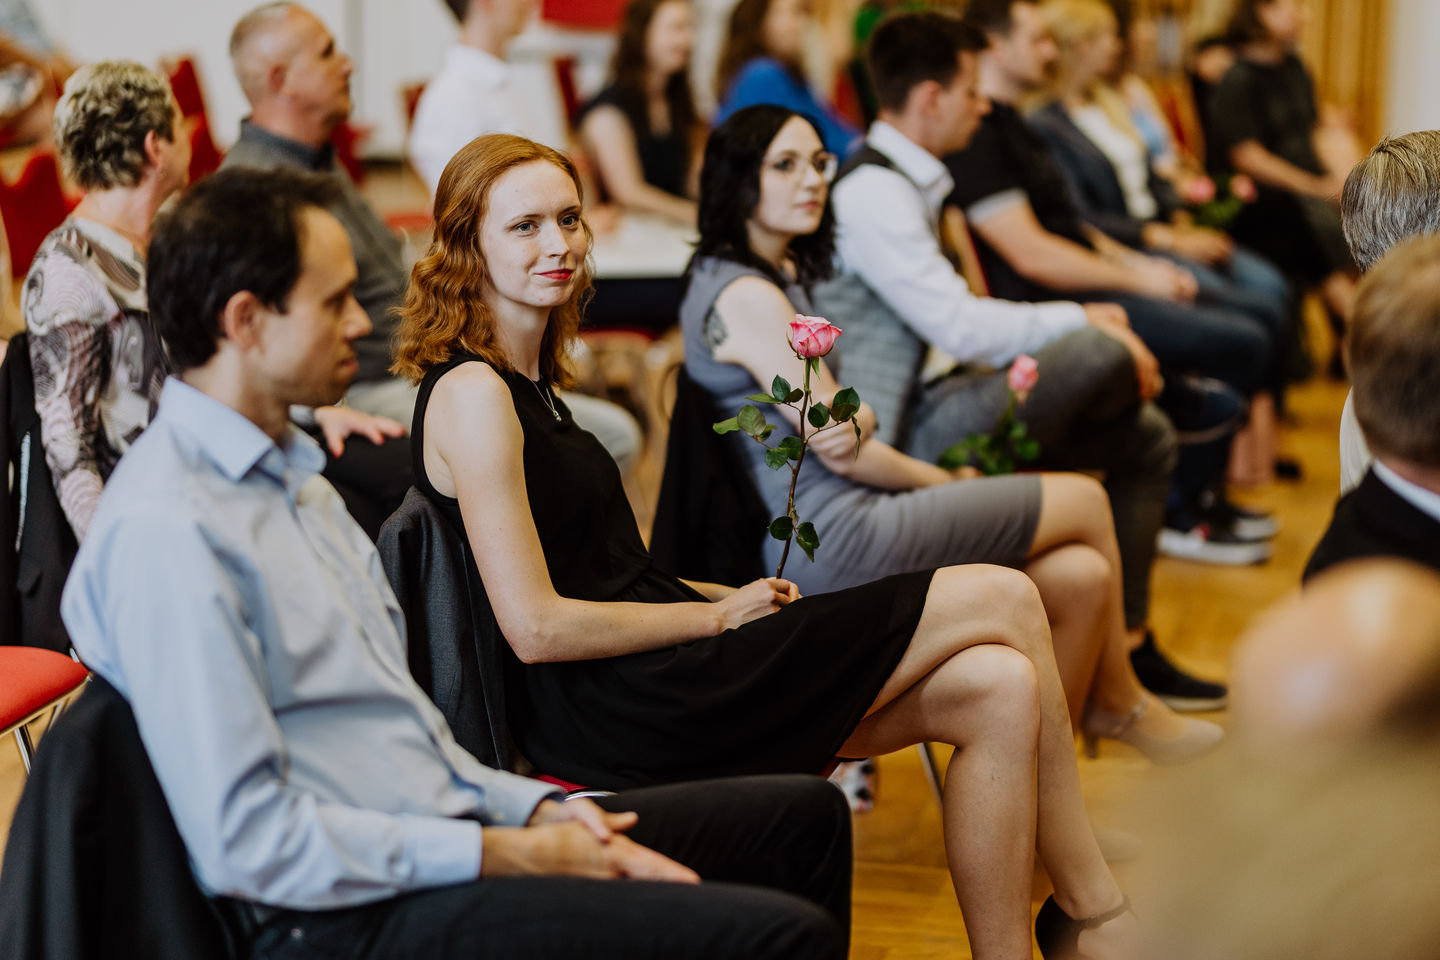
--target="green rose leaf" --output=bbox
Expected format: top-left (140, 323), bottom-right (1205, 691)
top-left (795, 521), bottom-right (820, 561)
top-left (807, 402), bottom-right (830, 429)
top-left (777, 435), bottom-right (804, 461)
top-left (737, 405), bottom-right (766, 438)
top-left (758, 424), bottom-right (776, 441)
top-left (768, 516), bottom-right (794, 541)
top-left (937, 438), bottom-right (973, 471)
top-left (786, 387), bottom-right (804, 403)
top-left (714, 416), bottom-right (740, 435)
top-left (1009, 419), bottom-right (1027, 439)
top-left (745, 393), bottom-right (780, 403)
top-left (830, 386), bottom-right (860, 422)
top-left (1016, 437), bottom-right (1040, 461)
top-left (764, 447), bottom-right (790, 470)
top-left (771, 375), bottom-right (792, 402)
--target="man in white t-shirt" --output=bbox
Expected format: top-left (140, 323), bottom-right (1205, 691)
top-left (409, 0), bottom-right (565, 194)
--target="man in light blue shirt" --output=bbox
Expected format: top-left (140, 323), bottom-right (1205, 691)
top-left (61, 166), bottom-right (850, 959)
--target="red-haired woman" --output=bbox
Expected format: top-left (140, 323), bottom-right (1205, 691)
top-left (395, 131), bottom-right (1140, 960)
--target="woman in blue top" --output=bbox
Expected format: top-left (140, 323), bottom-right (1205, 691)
top-left (714, 0), bottom-right (859, 157)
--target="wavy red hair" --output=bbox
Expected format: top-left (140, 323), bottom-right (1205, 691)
top-left (392, 134), bottom-right (594, 386)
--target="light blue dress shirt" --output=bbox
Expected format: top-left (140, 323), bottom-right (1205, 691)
top-left (62, 378), bottom-right (559, 909)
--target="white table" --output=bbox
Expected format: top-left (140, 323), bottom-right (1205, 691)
top-left (590, 213), bottom-right (697, 280)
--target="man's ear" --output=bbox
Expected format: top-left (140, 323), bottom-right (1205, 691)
top-left (219, 290), bottom-right (266, 351)
top-left (912, 78), bottom-right (944, 119)
top-left (142, 129), bottom-right (164, 172)
top-left (266, 59), bottom-right (288, 97)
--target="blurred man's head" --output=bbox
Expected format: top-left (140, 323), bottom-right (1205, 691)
top-left (963, 0), bottom-right (1058, 97)
top-left (1341, 130), bottom-right (1440, 272)
top-left (867, 11), bottom-right (991, 155)
top-left (1232, 558), bottom-right (1440, 751)
top-left (1342, 236), bottom-right (1440, 472)
top-left (230, 3), bottom-right (353, 138)
top-left (149, 167), bottom-right (369, 409)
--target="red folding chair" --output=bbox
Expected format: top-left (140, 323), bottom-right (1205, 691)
top-left (0, 152), bottom-right (77, 281)
top-left (0, 646), bottom-right (88, 775)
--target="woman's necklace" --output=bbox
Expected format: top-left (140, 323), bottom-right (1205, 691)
top-left (530, 376), bottom-right (563, 422)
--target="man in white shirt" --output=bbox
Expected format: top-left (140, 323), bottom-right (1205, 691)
top-left (1335, 130), bottom-right (1440, 494)
top-left (820, 12), bottom-right (1229, 708)
top-left (409, 0), bottom-right (565, 194)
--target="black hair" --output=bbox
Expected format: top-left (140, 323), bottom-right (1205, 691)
top-left (148, 166), bottom-right (341, 371)
top-left (692, 104), bottom-right (836, 290)
top-left (867, 11), bottom-right (988, 114)
top-left (961, 0), bottom-right (1025, 36)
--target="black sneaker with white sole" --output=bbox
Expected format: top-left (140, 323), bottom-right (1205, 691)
top-left (1130, 632), bottom-right (1228, 711)
top-left (1198, 490), bottom-right (1279, 541)
top-left (1158, 510), bottom-right (1273, 565)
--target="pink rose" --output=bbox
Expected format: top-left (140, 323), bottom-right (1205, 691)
top-left (1182, 176), bottom-right (1217, 206)
top-left (788, 314), bottom-right (842, 358)
top-left (1230, 174), bottom-right (1259, 204)
top-left (1007, 354), bottom-right (1039, 402)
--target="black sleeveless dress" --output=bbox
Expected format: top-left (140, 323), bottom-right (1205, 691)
top-left (413, 354), bottom-right (934, 790)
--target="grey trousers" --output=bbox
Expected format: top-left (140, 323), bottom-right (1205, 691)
top-left (905, 327), bottom-right (1177, 628)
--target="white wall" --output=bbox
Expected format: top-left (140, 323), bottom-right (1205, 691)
top-left (1385, 0), bottom-right (1440, 136)
top-left (36, 0), bottom-right (349, 151)
top-left (36, 0), bottom-right (750, 158)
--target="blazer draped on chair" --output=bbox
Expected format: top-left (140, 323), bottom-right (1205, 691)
top-left (1, 332), bottom-right (76, 650)
top-left (0, 676), bottom-right (236, 959)
top-left (377, 487), bottom-right (520, 771)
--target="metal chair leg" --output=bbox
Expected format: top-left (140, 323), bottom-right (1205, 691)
top-left (14, 724), bottom-right (35, 775)
top-left (916, 742), bottom-right (944, 805)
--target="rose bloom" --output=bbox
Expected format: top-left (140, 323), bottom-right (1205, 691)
top-left (1182, 176), bottom-right (1217, 206)
top-left (789, 314), bottom-right (842, 358)
top-left (1008, 354), bottom-right (1039, 401)
top-left (1230, 174), bottom-right (1259, 204)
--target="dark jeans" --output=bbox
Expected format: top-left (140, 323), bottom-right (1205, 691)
top-left (1155, 245), bottom-right (1293, 395)
top-left (241, 775), bottom-right (851, 960)
top-left (906, 327), bottom-right (1177, 629)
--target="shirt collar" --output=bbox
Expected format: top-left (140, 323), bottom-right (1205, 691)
top-left (237, 118), bottom-right (335, 172)
top-left (866, 121), bottom-right (954, 212)
top-left (1372, 461), bottom-right (1440, 524)
top-left (158, 377), bottom-right (326, 492)
top-left (445, 43), bottom-right (509, 87)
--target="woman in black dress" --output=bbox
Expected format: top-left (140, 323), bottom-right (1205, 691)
top-left (1207, 0), bottom-right (1357, 324)
top-left (577, 0), bottom-right (700, 225)
top-left (394, 133), bottom-right (1136, 959)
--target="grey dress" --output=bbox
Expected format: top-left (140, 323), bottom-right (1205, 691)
top-left (680, 257), bottom-right (1043, 595)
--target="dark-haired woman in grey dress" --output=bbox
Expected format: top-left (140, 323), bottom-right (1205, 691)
top-left (680, 104), bottom-right (1223, 760)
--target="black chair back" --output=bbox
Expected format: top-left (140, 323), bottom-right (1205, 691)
top-left (650, 369), bottom-right (769, 585)
top-left (377, 487), bottom-right (519, 771)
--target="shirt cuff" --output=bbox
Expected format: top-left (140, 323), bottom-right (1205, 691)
top-left (481, 775), bottom-right (566, 829)
top-left (1035, 300), bottom-right (1090, 334)
top-left (965, 188), bottom-right (1028, 225)
top-left (403, 814), bottom-right (485, 888)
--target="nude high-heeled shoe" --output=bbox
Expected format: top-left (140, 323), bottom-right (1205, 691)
top-left (1081, 695), bottom-right (1224, 765)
